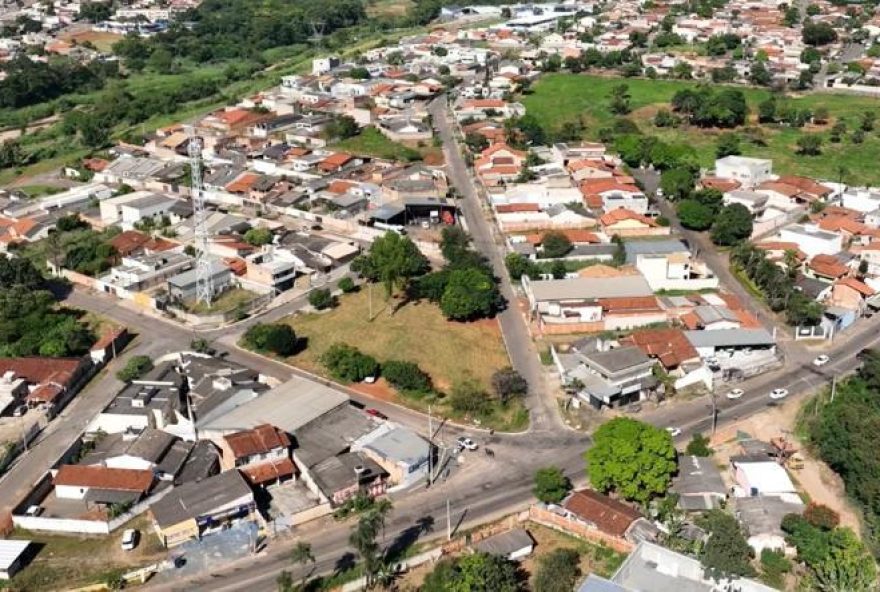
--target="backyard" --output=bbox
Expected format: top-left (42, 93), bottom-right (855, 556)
top-left (183, 287), bottom-right (261, 315)
top-left (523, 73), bottom-right (880, 184)
top-left (273, 288), bottom-right (524, 429)
top-left (4, 515), bottom-right (166, 591)
top-left (333, 126), bottom-right (423, 162)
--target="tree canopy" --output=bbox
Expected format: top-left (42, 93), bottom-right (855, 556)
top-left (422, 552), bottom-right (521, 592)
top-left (671, 87), bottom-right (748, 128)
top-left (585, 417), bottom-right (677, 504)
top-left (351, 232), bottom-right (429, 298)
top-left (242, 323), bottom-right (299, 356)
top-left (698, 509), bottom-right (756, 580)
top-left (533, 466), bottom-right (572, 504)
top-left (710, 204), bottom-right (753, 246)
top-left (0, 286), bottom-right (94, 358)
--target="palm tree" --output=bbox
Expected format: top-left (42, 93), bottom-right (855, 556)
top-left (290, 541), bottom-right (315, 591)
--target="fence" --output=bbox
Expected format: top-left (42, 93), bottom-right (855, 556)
top-left (750, 206), bottom-right (806, 241)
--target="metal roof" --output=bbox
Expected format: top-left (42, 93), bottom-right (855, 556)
top-left (684, 329), bottom-right (775, 348)
top-left (527, 275), bottom-right (653, 302)
top-left (0, 540), bottom-right (30, 570)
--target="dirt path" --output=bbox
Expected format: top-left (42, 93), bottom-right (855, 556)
top-left (710, 397), bottom-right (861, 533)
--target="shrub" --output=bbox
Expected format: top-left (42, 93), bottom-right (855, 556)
top-left (533, 466), bottom-right (571, 504)
top-left (382, 360), bottom-right (432, 393)
top-left (491, 367), bottom-right (528, 403)
top-left (805, 502), bottom-right (840, 530)
top-left (321, 343), bottom-right (379, 383)
top-left (309, 288), bottom-right (335, 310)
top-left (685, 433), bottom-right (713, 457)
top-left (116, 355), bottom-right (152, 382)
top-left (337, 277), bottom-right (356, 293)
top-left (243, 323), bottom-right (299, 356)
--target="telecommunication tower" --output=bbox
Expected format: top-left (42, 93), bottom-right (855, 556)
top-left (187, 127), bottom-right (214, 305)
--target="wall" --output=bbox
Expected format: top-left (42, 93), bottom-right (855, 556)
top-left (602, 226), bottom-right (670, 238)
top-left (528, 505), bottom-right (634, 553)
top-left (287, 501), bottom-right (333, 526)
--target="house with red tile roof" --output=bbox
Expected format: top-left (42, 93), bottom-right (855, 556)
top-left (622, 328), bottom-right (700, 371)
top-left (53, 464), bottom-right (155, 503)
top-left (560, 488), bottom-right (647, 541)
top-left (807, 254), bottom-right (850, 281)
top-left (218, 424), bottom-right (295, 486)
top-left (599, 208), bottom-right (670, 237)
top-left (0, 357), bottom-right (89, 410)
top-left (474, 143), bottom-right (525, 186)
top-left (319, 152), bottom-right (356, 173)
top-left (827, 277), bottom-right (876, 314)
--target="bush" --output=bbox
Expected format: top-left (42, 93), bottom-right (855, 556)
top-left (685, 433), bottom-right (713, 457)
top-left (309, 288), bottom-right (335, 310)
top-left (448, 378), bottom-right (492, 415)
top-left (321, 343), bottom-right (379, 383)
top-left (759, 548), bottom-right (791, 589)
top-left (533, 466), bottom-right (571, 504)
top-left (116, 355), bottom-right (153, 382)
top-left (243, 323), bottom-right (299, 356)
top-left (337, 277), bottom-right (356, 293)
top-left (533, 548), bottom-right (581, 592)
top-left (382, 360), bottom-right (432, 393)
top-left (805, 502), bottom-right (840, 530)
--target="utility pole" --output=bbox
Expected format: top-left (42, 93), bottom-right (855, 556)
top-left (446, 498), bottom-right (451, 540)
top-left (427, 404), bottom-right (433, 487)
top-left (830, 375), bottom-right (837, 403)
top-left (711, 389), bottom-right (718, 435)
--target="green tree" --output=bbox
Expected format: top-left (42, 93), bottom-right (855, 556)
top-left (321, 343), bottom-right (378, 383)
top-left (711, 204), bottom-right (753, 246)
top-left (244, 227), bottom-right (273, 246)
top-left (608, 84), bottom-right (631, 115)
top-left (677, 200), bottom-right (714, 231)
top-left (440, 267), bottom-right (499, 321)
top-left (803, 22), bottom-right (838, 46)
top-left (356, 232), bottom-right (429, 298)
top-left (308, 288), bottom-right (335, 310)
top-left (290, 541), bottom-right (314, 591)
top-left (797, 134), bottom-right (823, 155)
top-left (532, 548), bottom-right (581, 592)
top-left (759, 548), bottom-right (791, 589)
top-left (585, 417), bottom-right (677, 504)
top-left (325, 115), bottom-right (360, 139)
top-left (448, 377), bottom-right (492, 416)
top-left (685, 433), bottom-right (713, 456)
top-left (811, 528), bottom-right (877, 592)
top-left (148, 47), bottom-right (174, 73)
top-left (660, 167), bottom-right (696, 201)
top-left (749, 61), bottom-right (772, 86)
top-left (243, 323), bottom-right (299, 356)
top-left (504, 253), bottom-right (538, 280)
top-left (423, 552), bottom-right (520, 592)
top-left (540, 231), bottom-right (572, 258)
top-left (715, 132), bottom-right (741, 158)
top-left (758, 97), bottom-right (777, 123)
top-left (533, 466), bottom-right (572, 504)
top-left (698, 509), bottom-right (756, 579)
top-left (116, 355), bottom-right (153, 382)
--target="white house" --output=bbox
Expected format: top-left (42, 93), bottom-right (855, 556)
top-left (778, 224), bottom-right (843, 258)
top-left (840, 187), bottom-right (880, 214)
top-left (714, 156), bottom-right (773, 188)
top-left (634, 251), bottom-right (719, 292)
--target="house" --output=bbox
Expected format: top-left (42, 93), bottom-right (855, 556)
top-left (736, 496), bottom-right (805, 554)
top-left (723, 190), bottom-right (768, 217)
top-left (352, 424), bottom-right (430, 487)
top-left (622, 328), bottom-right (700, 372)
top-left (149, 469), bottom-right (256, 548)
top-left (307, 451), bottom-right (388, 506)
top-left (87, 365), bottom-right (183, 435)
top-left (53, 465), bottom-right (155, 507)
top-left (840, 187), bottom-right (880, 214)
top-left (166, 261), bottom-right (233, 302)
top-left (0, 357), bottom-right (89, 412)
top-left (807, 254), bottom-right (849, 281)
top-left (473, 528), bottom-right (535, 561)
top-left (474, 143), bottom-right (526, 186)
top-left (219, 424), bottom-right (296, 487)
top-left (561, 489), bottom-right (651, 542)
top-left (98, 191), bottom-right (184, 230)
top-left (778, 224), bottom-right (843, 258)
top-left (633, 248), bottom-right (718, 292)
top-left (97, 252), bottom-right (194, 297)
top-left (684, 329), bottom-right (777, 370)
top-left (599, 208), bottom-right (669, 237)
top-left (580, 541), bottom-right (778, 592)
top-left (827, 276), bottom-right (875, 313)
top-left (0, 540), bottom-right (32, 580)
top-left (558, 345), bottom-right (658, 409)
top-left (714, 155), bottom-right (773, 188)
top-left (244, 247), bottom-right (301, 292)
top-left (79, 428), bottom-right (179, 473)
top-left (730, 459), bottom-right (800, 503)
top-left (672, 455), bottom-right (727, 511)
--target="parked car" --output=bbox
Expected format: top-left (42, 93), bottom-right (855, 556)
top-left (770, 388), bottom-right (789, 400)
top-left (365, 408), bottom-right (387, 420)
top-left (726, 389), bottom-right (744, 400)
top-left (121, 529), bottom-right (139, 551)
top-left (813, 355), bottom-right (830, 367)
top-left (457, 436), bottom-right (478, 451)
top-left (25, 505), bottom-right (42, 517)
top-left (363, 375), bottom-right (377, 384)
top-left (665, 427), bottom-right (682, 437)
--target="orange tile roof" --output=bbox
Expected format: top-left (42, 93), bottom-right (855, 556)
top-left (758, 181), bottom-right (801, 198)
top-left (577, 264), bottom-right (639, 278)
top-left (224, 424), bottom-right (290, 459)
top-left (241, 458), bottom-right (297, 485)
top-left (776, 176), bottom-right (831, 197)
top-left (464, 99), bottom-right (506, 109)
top-left (809, 254), bottom-right (848, 279)
top-left (818, 215), bottom-right (866, 235)
top-left (225, 172), bottom-right (261, 194)
top-left (109, 230), bottom-right (152, 256)
top-left (599, 208), bottom-right (656, 227)
top-left (328, 180), bottom-right (355, 194)
top-left (319, 153), bottom-right (354, 171)
top-left (0, 357), bottom-right (82, 390)
top-left (623, 328), bottom-right (698, 369)
top-left (836, 277), bottom-right (875, 296)
top-left (700, 177), bottom-right (741, 193)
top-left (496, 203), bottom-right (540, 213)
top-left (54, 465), bottom-right (154, 492)
top-left (597, 296), bottom-right (661, 312)
top-left (579, 178), bottom-right (641, 197)
top-left (563, 489), bottom-right (641, 538)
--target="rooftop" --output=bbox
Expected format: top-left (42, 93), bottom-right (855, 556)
top-left (563, 489), bottom-right (642, 538)
top-left (224, 424), bottom-right (291, 459)
top-left (684, 329), bottom-right (775, 349)
top-left (149, 469), bottom-right (252, 528)
top-left (581, 346), bottom-right (652, 375)
top-left (473, 528), bottom-right (534, 557)
top-left (53, 465), bottom-right (154, 493)
top-left (526, 275), bottom-right (653, 302)
top-left (310, 451), bottom-right (386, 494)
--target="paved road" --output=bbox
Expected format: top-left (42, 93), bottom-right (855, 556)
top-left (429, 97), bottom-right (564, 434)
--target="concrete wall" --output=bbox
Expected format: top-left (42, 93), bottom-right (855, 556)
top-left (528, 505), bottom-right (634, 553)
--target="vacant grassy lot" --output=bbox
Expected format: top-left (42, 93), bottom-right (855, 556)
top-left (184, 287), bottom-right (260, 315)
top-left (274, 289), bottom-right (525, 429)
top-left (5, 515), bottom-right (165, 591)
top-left (365, 0), bottom-right (414, 18)
top-left (523, 73), bottom-right (880, 184)
top-left (333, 126), bottom-right (423, 162)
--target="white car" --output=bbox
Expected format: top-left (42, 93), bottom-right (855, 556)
top-left (665, 427), bottom-right (682, 437)
top-left (813, 355), bottom-right (830, 367)
top-left (457, 436), bottom-right (478, 451)
top-left (726, 389), bottom-right (744, 400)
top-left (24, 505), bottom-right (41, 517)
top-left (770, 388), bottom-right (789, 400)
top-left (121, 529), bottom-right (138, 551)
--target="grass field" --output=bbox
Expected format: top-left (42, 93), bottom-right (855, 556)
top-left (184, 287), bottom-right (260, 315)
top-left (365, 0), bottom-right (414, 18)
top-left (523, 73), bottom-right (880, 184)
top-left (59, 30), bottom-right (124, 53)
top-left (273, 289), bottom-right (525, 429)
top-left (333, 126), bottom-right (424, 162)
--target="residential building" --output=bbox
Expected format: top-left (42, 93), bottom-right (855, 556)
top-left (149, 470), bottom-right (256, 547)
top-left (714, 156), bottom-right (773, 188)
top-left (778, 224), bottom-right (843, 258)
top-left (599, 208), bottom-right (669, 237)
top-left (633, 249), bottom-right (718, 292)
top-left (167, 261), bottom-right (234, 302)
top-left (87, 363), bottom-right (183, 435)
top-left (672, 455), bottom-right (727, 511)
top-left (736, 496), bottom-right (805, 554)
top-left (730, 458), bottom-right (800, 503)
top-left (52, 465), bottom-right (155, 506)
top-left (474, 143), bottom-right (526, 186)
top-left (723, 190), bottom-right (768, 217)
top-left (352, 423), bottom-right (430, 487)
top-left (218, 424), bottom-right (296, 487)
top-left (0, 357), bottom-right (89, 413)
top-left (563, 346), bottom-right (657, 409)
top-left (97, 252), bottom-right (193, 297)
top-left (473, 528), bottom-right (535, 561)
top-left (560, 489), bottom-right (653, 542)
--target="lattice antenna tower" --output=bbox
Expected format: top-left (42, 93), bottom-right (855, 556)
top-left (186, 127), bottom-right (214, 305)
